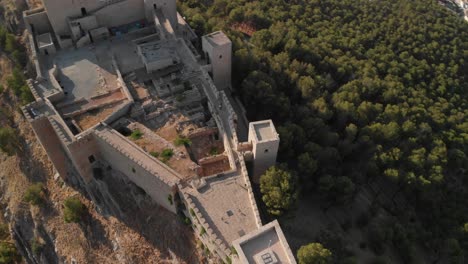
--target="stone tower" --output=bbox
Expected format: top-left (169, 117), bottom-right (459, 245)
top-left (202, 31), bottom-right (232, 91)
top-left (248, 120), bottom-right (280, 184)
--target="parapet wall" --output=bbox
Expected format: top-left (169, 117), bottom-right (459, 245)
top-left (238, 154), bottom-right (262, 228)
top-left (180, 191), bottom-right (231, 261)
top-left (94, 126), bottom-right (179, 213)
top-left (220, 91), bottom-right (239, 147)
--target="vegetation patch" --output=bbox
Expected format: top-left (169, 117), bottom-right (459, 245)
top-left (63, 197), bottom-right (85, 223)
top-left (149, 151), bottom-right (160, 158)
top-left (24, 183), bottom-right (46, 206)
top-left (209, 147), bottom-right (218, 156)
top-left (180, 0), bottom-right (468, 261)
top-left (30, 237), bottom-right (44, 255)
top-left (174, 136), bottom-right (191, 147)
top-left (160, 148), bottom-right (174, 163)
top-left (0, 241), bottom-right (21, 263)
top-left (260, 165), bottom-right (298, 216)
top-left (0, 127), bottom-right (18, 156)
top-left (130, 129), bottom-right (143, 140)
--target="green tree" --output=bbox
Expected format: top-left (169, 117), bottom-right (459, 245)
top-left (297, 243), bottom-right (332, 264)
top-left (260, 166), bottom-right (298, 216)
top-left (0, 241), bottom-right (21, 263)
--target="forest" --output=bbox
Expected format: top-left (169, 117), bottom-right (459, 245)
top-left (179, 0), bottom-right (467, 263)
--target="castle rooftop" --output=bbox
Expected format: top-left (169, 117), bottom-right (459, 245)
top-left (232, 220), bottom-right (297, 264)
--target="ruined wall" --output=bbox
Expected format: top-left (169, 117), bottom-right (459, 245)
top-left (94, 131), bottom-right (177, 214)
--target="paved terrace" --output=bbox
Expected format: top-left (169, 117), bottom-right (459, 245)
top-left (181, 172), bottom-right (258, 247)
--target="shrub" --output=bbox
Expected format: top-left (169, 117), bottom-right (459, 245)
top-left (209, 147), bottom-right (218, 156)
top-left (63, 197), bottom-right (85, 223)
top-left (0, 127), bottom-right (18, 155)
top-left (150, 151), bottom-right (160, 158)
top-left (230, 246), bottom-right (237, 255)
top-left (24, 183), bottom-right (45, 206)
top-left (167, 194), bottom-right (173, 205)
top-left (30, 238), bottom-right (43, 255)
top-left (174, 136), bottom-right (191, 146)
top-left (0, 224), bottom-right (9, 240)
top-left (175, 94), bottom-right (185, 102)
top-left (190, 208), bottom-right (195, 217)
top-left (160, 148), bottom-right (174, 162)
top-left (0, 241), bottom-right (21, 263)
top-left (200, 227), bottom-right (206, 236)
top-left (130, 129), bottom-right (143, 140)
top-left (184, 217), bottom-right (191, 225)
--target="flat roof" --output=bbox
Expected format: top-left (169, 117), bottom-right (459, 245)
top-left (138, 41), bottom-right (178, 62)
top-left (182, 173), bottom-right (258, 246)
top-left (37, 32), bottom-right (53, 47)
top-left (251, 120), bottom-right (278, 142)
top-left (233, 220), bottom-right (297, 264)
top-left (204, 31), bottom-right (231, 46)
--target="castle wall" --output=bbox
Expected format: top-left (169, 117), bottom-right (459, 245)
top-left (29, 117), bottom-right (69, 177)
top-left (94, 131), bottom-right (177, 214)
top-left (94, 0), bottom-right (145, 29)
top-left (67, 134), bottom-right (102, 183)
top-left (144, 0), bottom-right (177, 29)
top-left (42, 0), bottom-right (105, 36)
top-left (42, 0), bottom-right (145, 38)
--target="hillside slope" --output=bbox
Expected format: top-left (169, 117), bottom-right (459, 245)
top-left (0, 1), bottom-right (203, 263)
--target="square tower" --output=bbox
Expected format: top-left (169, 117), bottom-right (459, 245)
top-left (248, 120), bottom-right (280, 183)
top-left (202, 31), bottom-right (232, 91)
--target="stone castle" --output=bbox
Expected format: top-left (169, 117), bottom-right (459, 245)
top-left (22, 0), bottom-right (296, 263)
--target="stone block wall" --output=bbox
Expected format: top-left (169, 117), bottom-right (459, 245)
top-left (94, 128), bottom-right (178, 213)
top-left (238, 154), bottom-right (262, 228)
top-left (67, 133), bottom-right (102, 183)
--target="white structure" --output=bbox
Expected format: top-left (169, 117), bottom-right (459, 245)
top-left (249, 120), bottom-right (280, 183)
top-left (232, 220), bottom-right (297, 264)
top-left (36, 32), bottom-right (55, 55)
top-left (202, 31), bottom-right (232, 91)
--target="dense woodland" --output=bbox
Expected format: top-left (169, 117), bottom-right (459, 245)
top-left (180, 0), bottom-right (467, 263)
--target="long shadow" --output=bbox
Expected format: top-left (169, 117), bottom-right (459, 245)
top-left (74, 165), bottom-right (200, 263)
